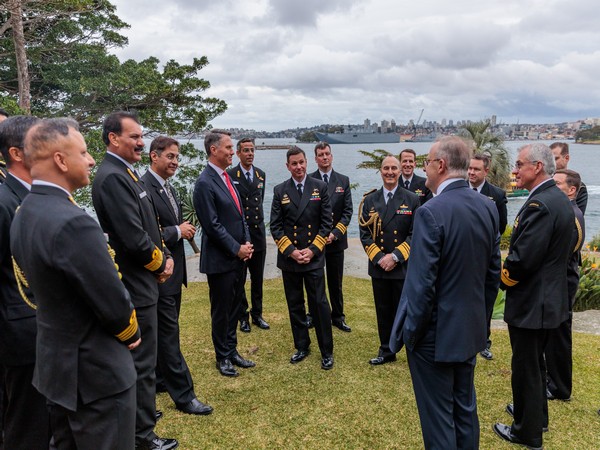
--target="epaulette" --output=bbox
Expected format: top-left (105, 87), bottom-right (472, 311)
top-left (363, 188), bottom-right (377, 197)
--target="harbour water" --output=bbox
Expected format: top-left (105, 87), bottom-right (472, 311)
top-left (188, 138), bottom-right (600, 243)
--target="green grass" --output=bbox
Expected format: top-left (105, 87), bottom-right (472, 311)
top-left (156, 277), bottom-right (600, 449)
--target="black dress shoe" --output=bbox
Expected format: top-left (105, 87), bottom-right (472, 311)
top-left (135, 437), bottom-right (179, 450)
top-left (546, 388), bottom-right (570, 401)
top-left (506, 403), bottom-right (548, 432)
top-left (155, 410), bottom-right (163, 421)
top-left (321, 356), bottom-right (334, 370)
top-left (252, 316), bottom-right (270, 329)
top-left (493, 423), bottom-right (542, 450)
top-left (333, 319), bottom-right (351, 332)
top-left (290, 349), bottom-right (310, 364)
top-left (176, 398), bottom-right (213, 415)
top-left (306, 315), bottom-right (313, 328)
top-left (369, 355), bottom-right (397, 366)
top-left (156, 382), bottom-right (168, 393)
top-left (239, 319), bottom-right (251, 333)
top-left (231, 352), bottom-right (256, 368)
top-left (216, 359), bottom-right (239, 377)
top-left (479, 348), bottom-right (493, 360)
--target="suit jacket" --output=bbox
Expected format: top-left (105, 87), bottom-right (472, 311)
top-left (406, 174), bottom-right (432, 205)
top-left (576, 181), bottom-right (587, 215)
top-left (141, 171), bottom-right (187, 296)
top-left (0, 175), bottom-right (36, 366)
top-left (392, 180), bottom-right (501, 362)
top-left (193, 165), bottom-right (249, 274)
top-left (10, 185), bottom-right (139, 411)
top-left (92, 154), bottom-right (168, 307)
top-left (501, 180), bottom-right (574, 329)
top-left (359, 187), bottom-right (420, 279)
top-left (480, 181), bottom-right (508, 235)
top-left (309, 169), bottom-right (352, 253)
top-left (227, 163), bottom-right (267, 252)
top-left (270, 176), bottom-right (332, 272)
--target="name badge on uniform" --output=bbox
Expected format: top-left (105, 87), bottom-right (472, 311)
top-left (139, 191), bottom-right (147, 199)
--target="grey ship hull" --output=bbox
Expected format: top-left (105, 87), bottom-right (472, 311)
top-left (315, 132), bottom-right (399, 144)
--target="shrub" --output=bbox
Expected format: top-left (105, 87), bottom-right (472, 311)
top-left (573, 252), bottom-right (600, 311)
top-left (500, 225), bottom-right (512, 251)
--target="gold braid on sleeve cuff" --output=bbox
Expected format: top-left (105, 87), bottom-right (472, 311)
top-left (144, 246), bottom-right (164, 272)
top-left (276, 236), bottom-right (292, 254)
top-left (116, 310), bottom-right (139, 342)
top-left (313, 235), bottom-right (327, 252)
top-left (335, 223), bottom-right (348, 235)
top-left (501, 268), bottom-right (518, 287)
top-left (574, 217), bottom-right (583, 253)
top-left (396, 242), bottom-right (410, 261)
top-left (366, 243), bottom-right (380, 262)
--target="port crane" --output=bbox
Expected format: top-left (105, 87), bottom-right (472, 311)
top-left (412, 108), bottom-right (424, 139)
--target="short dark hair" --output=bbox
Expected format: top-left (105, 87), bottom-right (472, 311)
top-left (149, 136), bottom-right (179, 156)
top-left (204, 129), bottom-right (231, 155)
top-left (0, 108), bottom-right (9, 118)
top-left (314, 141), bottom-right (330, 156)
top-left (550, 142), bottom-right (569, 156)
top-left (24, 118), bottom-right (79, 165)
top-left (286, 146), bottom-right (305, 162)
top-left (472, 153), bottom-right (491, 170)
top-left (237, 136), bottom-right (254, 151)
top-left (102, 111), bottom-right (140, 146)
top-left (555, 168), bottom-right (581, 193)
top-left (399, 148), bottom-right (416, 160)
top-left (0, 116), bottom-right (41, 167)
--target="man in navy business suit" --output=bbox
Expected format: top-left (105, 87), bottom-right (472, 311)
top-left (193, 130), bottom-right (255, 378)
top-left (391, 136), bottom-right (501, 449)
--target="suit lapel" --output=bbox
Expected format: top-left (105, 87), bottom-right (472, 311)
top-left (152, 175), bottom-right (178, 222)
top-left (209, 166), bottom-right (242, 217)
top-left (296, 177), bottom-right (313, 216)
top-left (381, 189), bottom-right (399, 228)
top-left (327, 171), bottom-right (337, 197)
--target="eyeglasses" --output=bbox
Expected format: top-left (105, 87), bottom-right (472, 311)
top-left (514, 160), bottom-right (538, 170)
top-left (423, 158), bottom-right (440, 168)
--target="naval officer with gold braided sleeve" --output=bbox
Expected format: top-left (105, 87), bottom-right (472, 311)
top-left (11, 118), bottom-right (141, 450)
top-left (359, 155), bottom-right (420, 366)
top-left (270, 146), bottom-right (334, 370)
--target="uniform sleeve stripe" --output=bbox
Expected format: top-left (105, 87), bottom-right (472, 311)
top-left (501, 268), bottom-right (518, 287)
top-left (396, 242), bottom-right (410, 260)
top-left (116, 310), bottom-right (139, 342)
top-left (574, 217), bottom-right (583, 253)
top-left (366, 243), bottom-right (380, 262)
top-left (144, 246), bottom-right (164, 272)
top-left (276, 236), bottom-right (292, 254)
top-left (335, 223), bottom-right (348, 235)
top-left (313, 235), bottom-right (327, 252)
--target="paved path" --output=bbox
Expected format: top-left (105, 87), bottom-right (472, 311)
top-left (186, 238), bottom-right (600, 335)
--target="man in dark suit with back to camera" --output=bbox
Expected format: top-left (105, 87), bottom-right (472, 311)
top-left (309, 142), bottom-right (353, 332)
top-left (494, 143), bottom-right (574, 450)
top-left (468, 153), bottom-right (508, 360)
top-left (193, 129), bottom-right (256, 378)
top-left (0, 115), bottom-right (51, 450)
top-left (142, 136), bottom-right (212, 416)
top-left (227, 137), bottom-right (270, 333)
top-left (11, 118), bottom-right (141, 450)
top-left (92, 112), bottom-right (177, 450)
top-left (544, 168), bottom-right (585, 402)
top-left (270, 146), bottom-right (335, 370)
top-left (359, 155), bottom-right (420, 366)
top-left (391, 136), bottom-right (501, 449)
top-left (399, 148), bottom-right (432, 205)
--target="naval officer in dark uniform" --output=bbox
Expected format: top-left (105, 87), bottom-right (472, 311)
top-left (270, 146), bottom-right (334, 370)
top-left (309, 142), bottom-right (353, 332)
top-left (11, 118), bottom-right (141, 450)
top-left (92, 112), bottom-right (177, 450)
top-left (359, 155), bottom-right (420, 365)
top-left (227, 137), bottom-right (270, 332)
top-left (0, 115), bottom-right (51, 450)
top-left (399, 149), bottom-right (432, 205)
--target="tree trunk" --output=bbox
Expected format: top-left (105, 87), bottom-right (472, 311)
top-left (8, 0), bottom-right (30, 114)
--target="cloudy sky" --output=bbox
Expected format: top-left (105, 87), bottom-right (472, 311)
top-left (111, 0), bottom-right (599, 131)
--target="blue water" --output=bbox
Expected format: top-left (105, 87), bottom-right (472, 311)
top-left (187, 139), bottom-right (600, 243)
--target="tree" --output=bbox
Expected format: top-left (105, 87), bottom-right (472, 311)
top-left (356, 149), bottom-right (426, 171)
top-left (459, 121), bottom-right (511, 189)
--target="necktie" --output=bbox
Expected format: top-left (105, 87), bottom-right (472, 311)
top-left (246, 171), bottom-right (252, 183)
top-left (164, 180), bottom-right (179, 220)
top-left (223, 172), bottom-right (242, 214)
top-left (297, 183), bottom-right (303, 197)
top-left (473, 187), bottom-right (478, 191)
top-left (404, 180), bottom-right (410, 189)
top-left (323, 174), bottom-right (329, 184)
top-left (386, 192), bottom-right (393, 204)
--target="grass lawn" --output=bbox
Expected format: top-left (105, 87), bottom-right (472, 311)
top-left (156, 277), bottom-right (600, 449)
